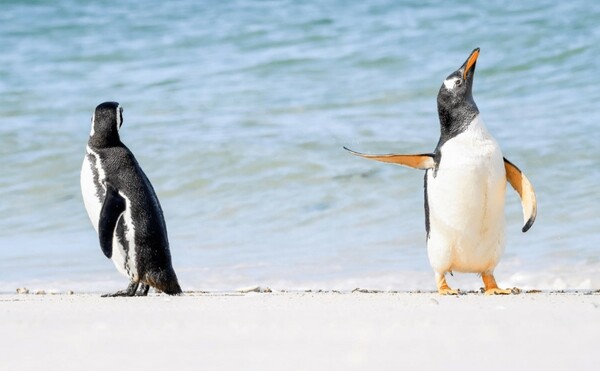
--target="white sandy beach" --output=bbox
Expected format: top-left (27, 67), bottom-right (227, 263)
top-left (2, 291), bottom-right (599, 371)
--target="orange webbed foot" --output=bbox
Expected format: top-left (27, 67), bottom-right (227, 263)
top-left (482, 273), bottom-right (517, 295)
top-left (436, 273), bottom-right (460, 295)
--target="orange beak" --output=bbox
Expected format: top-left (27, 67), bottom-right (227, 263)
top-left (463, 48), bottom-right (480, 80)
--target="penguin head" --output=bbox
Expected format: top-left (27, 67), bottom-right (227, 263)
top-left (89, 101), bottom-right (123, 146)
top-left (437, 48), bottom-right (480, 129)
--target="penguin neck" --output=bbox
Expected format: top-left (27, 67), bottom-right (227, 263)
top-left (88, 133), bottom-right (122, 149)
top-left (437, 99), bottom-right (479, 146)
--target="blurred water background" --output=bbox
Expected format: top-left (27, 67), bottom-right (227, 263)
top-left (1, 0), bottom-right (599, 293)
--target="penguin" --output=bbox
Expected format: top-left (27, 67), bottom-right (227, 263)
top-left (81, 102), bottom-right (182, 297)
top-left (345, 48), bottom-right (537, 295)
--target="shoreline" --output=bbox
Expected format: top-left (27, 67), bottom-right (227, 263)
top-left (3, 292), bottom-right (599, 371)
top-left (3, 286), bottom-right (600, 296)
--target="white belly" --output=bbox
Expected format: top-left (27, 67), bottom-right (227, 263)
top-left (426, 117), bottom-right (506, 274)
top-left (80, 147), bottom-right (138, 280)
top-left (81, 148), bottom-right (104, 231)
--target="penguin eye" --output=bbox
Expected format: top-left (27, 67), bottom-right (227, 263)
top-left (455, 79), bottom-right (462, 86)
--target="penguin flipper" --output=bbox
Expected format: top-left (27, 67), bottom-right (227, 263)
top-left (504, 158), bottom-right (537, 232)
top-left (98, 182), bottom-right (126, 259)
top-left (343, 147), bottom-right (434, 170)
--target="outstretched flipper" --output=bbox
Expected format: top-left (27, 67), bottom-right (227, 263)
top-left (98, 182), bottom-right (126, 258)
top-left (504, 158), bottom-right (537, 232)
top-left (343, 147), bottom-right (435, 170)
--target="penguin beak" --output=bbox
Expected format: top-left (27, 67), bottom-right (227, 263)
top-left (462, 48), bottom-right (480, 80)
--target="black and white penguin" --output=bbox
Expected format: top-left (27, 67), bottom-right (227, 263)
top-left (345, 48), bottom-right (537, 295)
top-left (81, 102), bottom-right (182, 297)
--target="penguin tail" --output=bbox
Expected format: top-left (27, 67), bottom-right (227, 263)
top-left (145, 270), bottom-right (183, 296)
top-left (158, 279), bottom-right (183, 296)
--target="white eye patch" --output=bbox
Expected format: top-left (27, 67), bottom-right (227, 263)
top-left (443, 77), bottom-right (460, 90)
top-left (116, 105), bottom-right (122, 130)
top-left (90, 112), bottom-right (96, 136)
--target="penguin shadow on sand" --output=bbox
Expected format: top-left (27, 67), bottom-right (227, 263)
top-left (81, 102), bottom-right (182, 297)
top-left (345, 48), bottom-right (537, 295)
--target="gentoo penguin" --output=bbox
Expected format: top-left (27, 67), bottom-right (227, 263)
top-left (81, 102), bottom-right (182, 296)
top-left (345, 48), bottom-right (537, 295)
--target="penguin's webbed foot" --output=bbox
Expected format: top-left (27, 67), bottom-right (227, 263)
top-left (136, 283), bottom-right (150, 296)
top-left (438, 287), bottom-right (460, 295)
top-left (101, 282), bottom-right (139, 297)
top-left (481, 273), bottom-right (515, 295)
top-left (435, 272), bottom-right (460, 295)
top-left (484, 287), bottom-right (512, 295)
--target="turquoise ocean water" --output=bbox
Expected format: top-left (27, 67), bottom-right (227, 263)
top-left (1, 0), bottom-right (599, 292)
